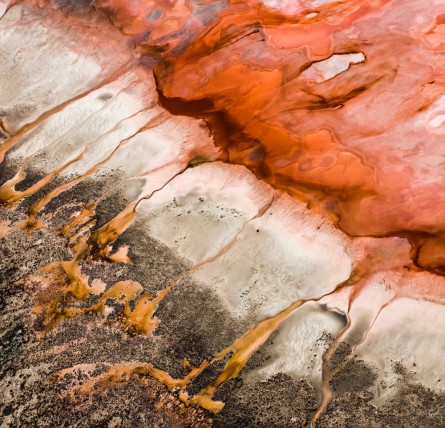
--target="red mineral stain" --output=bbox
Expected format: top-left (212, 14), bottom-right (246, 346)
top-left (140, 0), bottom-right (445, 273)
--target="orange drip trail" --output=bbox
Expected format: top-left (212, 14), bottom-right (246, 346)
top-left (0, 147), bottom-right (87, 207)
top-left (22, 112), bottom-right (161, 231)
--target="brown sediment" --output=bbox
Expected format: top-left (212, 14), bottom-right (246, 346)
top-left (26, 190), bottom-right (275, 337)
top-left (176, 266), bottom-right (371, 413)
top-left (88, 161), bottom-right (186, 259)
top-left (17, 185), bottom-right (293, 409)
top-left (59, 239), bottom-right (92, 300)
top-left (179, 298), bottom-right (308, 412)
top-left (59, 205), bottom-right (97, 237)
top-left (24, 236), bottom-right (93, 333)
top-left (62, 280), bottom-right (170, 335)
top-left (0, 147), bottom-right (87, 207)
top-left (0, 219), bottom-right (11, 238)
top-left (310, 307), bottom-right (353, 428)
top-left (88, 201), bottom-right (137, 259)
top-left (51, 273), bottom-right (348, 414)
top-left (25, 239), bottom-right (162, 335)
top-left (0, 166), bottom-right (26, 204)
top-left (49, 297), bottom-right (310, 413)
top-left (310, 285), bottom-right (397, 427)
top-left (48, 364), bottom-right (213, 427)
top-left (310, 260), bottom-right (445, 426)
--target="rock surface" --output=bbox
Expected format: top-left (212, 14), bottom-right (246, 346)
top-left (1, 1), bottom-right (445, 427)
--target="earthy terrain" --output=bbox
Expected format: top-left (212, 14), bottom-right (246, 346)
top-left (1, 1), bottom-right (445, 427)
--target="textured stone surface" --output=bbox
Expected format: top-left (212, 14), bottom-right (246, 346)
top-left (1, 1), bottom-right (445, 427)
